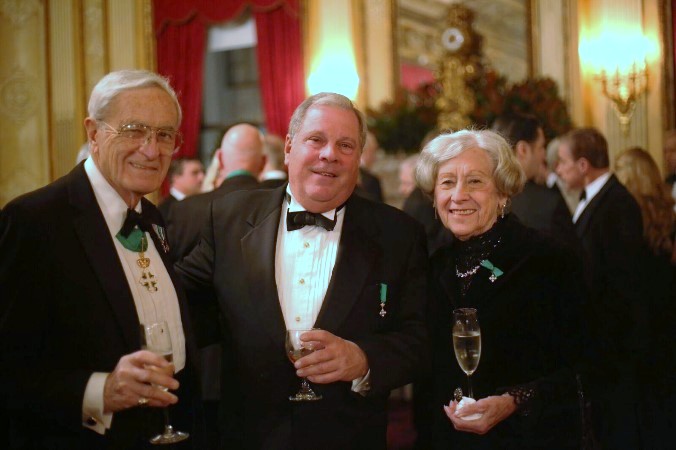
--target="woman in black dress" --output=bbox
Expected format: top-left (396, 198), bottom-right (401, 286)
top-left (416, 130), bottom-right (586, 449)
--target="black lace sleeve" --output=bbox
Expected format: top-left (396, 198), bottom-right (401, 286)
top-left (505, 381), bottom-right (539, 416)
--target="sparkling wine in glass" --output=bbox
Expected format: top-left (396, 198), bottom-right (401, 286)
top-left (286, 329), bottom-right (322, 401)
top-left (140, 321), bottom-right (189, 445)
top-left (452, 308), bottom-right (481, 399)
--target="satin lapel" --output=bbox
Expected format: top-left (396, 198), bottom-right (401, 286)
top-left (315, 196), bottom-right (379, 332)
top-left (242, 187), bottom-right (287, 345)
top-left (68, 165), bottom-right (140, 350)
top-left (575, 175), bottom-right (616, 237)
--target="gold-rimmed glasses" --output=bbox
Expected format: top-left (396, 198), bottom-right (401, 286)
top-left (98, 121), bottom-right (182, 155)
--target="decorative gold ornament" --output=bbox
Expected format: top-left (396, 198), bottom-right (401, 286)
top-left (435, 4), bottom-right (480, 131)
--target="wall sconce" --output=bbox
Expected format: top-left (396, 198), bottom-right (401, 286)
top-left (579, 30), bottom-right (654, 135)
top-left (597, 63), bottom-right (648, 134)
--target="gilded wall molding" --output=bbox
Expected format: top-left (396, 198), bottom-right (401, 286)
top-left (0, 67), bottom-right (38, 123)
top-left (0, 0), bottom-right (39, 26)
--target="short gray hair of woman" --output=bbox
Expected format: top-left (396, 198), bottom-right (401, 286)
top-left (288, 92), bottom-right (368, 151)
top-left (416, 129), bottom-right (525, 198)
top-left (88, 70), bottom-right (182, 126)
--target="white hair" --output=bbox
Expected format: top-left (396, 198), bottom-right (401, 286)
top-left (87, 70), bottom-right (182, 125)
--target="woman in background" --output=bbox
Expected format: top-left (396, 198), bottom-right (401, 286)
top-left (614, 147), bottom-right (675, 448)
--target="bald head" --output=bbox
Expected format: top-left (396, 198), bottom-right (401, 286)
top-left (217, 123), bottom-right (265, 183)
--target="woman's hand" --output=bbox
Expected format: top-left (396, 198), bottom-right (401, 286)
top-left (443, 393), bottom-right (517, 435)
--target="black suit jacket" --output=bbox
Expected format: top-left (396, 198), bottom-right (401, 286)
top-left (574, 175), bottom-right (648, 398)
top-left (157, 193), bottom-right (178, 222)
top-left (167, 174), bottom-right (260, 262)
top-left (427, 215), bottom-right (585, 449)
top-left (176, 186), bottom-right (429, 450)
top-left (356, 167), bottom-right (384, 202)
top-left (510, 181), bottom-right (576, 248)
top-left (0, 163), bottom-right (204, 450)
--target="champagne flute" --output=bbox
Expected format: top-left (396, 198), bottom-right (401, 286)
top-left (286, 329), bottom-right (322, 401)
top-left (140, 321), bottom-right (189, 445)
top-left (452, 308), bottom-right (481, 399)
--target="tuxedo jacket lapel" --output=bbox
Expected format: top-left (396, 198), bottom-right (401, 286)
top-left (68, 164), bottom-right (140, 351)
top-left (241, 187), bottom-right (287, 345)
top-left (315, 196), bottom-right (379, 332)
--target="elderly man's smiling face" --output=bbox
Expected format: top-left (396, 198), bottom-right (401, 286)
top-left (284, 105), bottom-right (361, 213)
top-left (86, 87), bottom-right (178, 206)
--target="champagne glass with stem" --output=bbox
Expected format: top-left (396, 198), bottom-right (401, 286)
top-left (140, 321), bottom-right (189, 444)
top-left (452, 308), bottom-right (481, 399)
top-left (286, 329), bottom-right (323, 401)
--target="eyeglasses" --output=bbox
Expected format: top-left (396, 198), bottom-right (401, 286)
top-left (98, 121), bottom-right (183, 155)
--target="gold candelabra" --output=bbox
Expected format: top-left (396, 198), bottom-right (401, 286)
top-left (597, 63), bottom-right (648, 135)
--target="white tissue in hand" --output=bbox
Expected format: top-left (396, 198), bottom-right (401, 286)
top-left (455, 396), bottom-right (483, 421)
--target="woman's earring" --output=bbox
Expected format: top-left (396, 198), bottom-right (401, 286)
top-left (500, 203), bottom-right (506, 219)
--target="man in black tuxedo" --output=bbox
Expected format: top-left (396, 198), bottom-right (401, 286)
top-left (158, 157), bottom-right (205, 220)
top-left (0, 70), bottom-right (204, 450)
top-left (167, 123), bottom-right (264, 260)
top-left (176, 93), bottom-right (428, 450)
top-left (557, 127), bottom-right (647, 448)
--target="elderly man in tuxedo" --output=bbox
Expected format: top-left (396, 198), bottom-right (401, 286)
top-left (177, 93), bottom-right (428, 450)
top-left (0, 70), bottom-right (204, 449)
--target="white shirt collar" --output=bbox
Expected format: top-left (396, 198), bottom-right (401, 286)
top-left (169, 187), bottom-right (186, 201)
top-left (285, 185), bottom-right (339, 221)
top-left (261, 170), bottom-right (287, 181)
top-left (583, 171), bottom-right (612, 204)
top-left (84, 157), bottom-right (141, 236)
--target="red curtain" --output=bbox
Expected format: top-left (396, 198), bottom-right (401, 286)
top-left (255, 3), bottom-right (305, 136)
top-left (153, 0), bottom-right (304, 158)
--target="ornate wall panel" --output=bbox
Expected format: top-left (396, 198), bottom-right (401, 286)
top-left (0, 0), bottom-right (155, 207)
top-left (0, 0), bottom-right (49, 206)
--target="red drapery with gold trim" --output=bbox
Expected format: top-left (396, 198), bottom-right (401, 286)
top-left (153, 0), bottom-right (305, 160)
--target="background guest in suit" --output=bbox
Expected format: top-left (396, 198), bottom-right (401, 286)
top-left (167, 123), bottom-right (264, 260)
top-left (356, 131), bottom-right (384, 202)
top-left (557, 127), bottom-right (648, 448)
top-left (544, 137), bottom-right (580, 214)
top-left (259, 134), bottom-right (288, 188)
top-left (158, 157), bottom-right (205, 220)
top-left (0, 70), bottom-right (204, 449)
top-left (416, 129), bottom-right (584, 449)
top-left (176, 92), bottom-right (428, 450)
top-left (491, 112), bottom-right (573, 240)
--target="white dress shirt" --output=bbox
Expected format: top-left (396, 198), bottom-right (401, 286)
top-left (275, 187), bottom-right (369, 392)
top-left (81, 157), bottom-right (186, 434)
top-left (572, 171), bottom-right (612, 223)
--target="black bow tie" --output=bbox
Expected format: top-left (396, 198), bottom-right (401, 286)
top-left (119, 208), bottom-right (154, 238)
top-left (287, 210), bottom-right (337, 231)
top-left (579, 190), bottom-right (587, 201)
